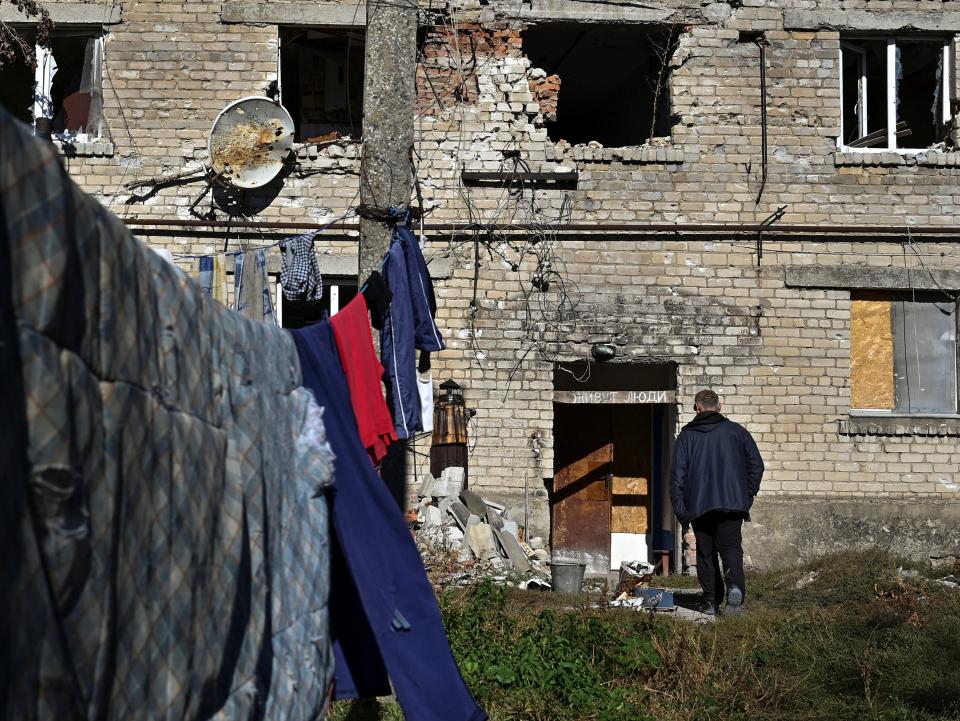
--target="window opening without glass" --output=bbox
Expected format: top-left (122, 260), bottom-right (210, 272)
top-left (279, 27), bottom-right (364, 142)
top-left (839, 36), bottom-right (952, 151)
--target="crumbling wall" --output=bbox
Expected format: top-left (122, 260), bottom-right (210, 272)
top-left (31, 0), bottom-right (960, 552)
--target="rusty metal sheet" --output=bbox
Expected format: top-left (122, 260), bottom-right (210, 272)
top-left (553, 442), bottom-right (613, 493)
top-left (851, 299), bottom-right (894, 409)
top-left (552, 405), bottom-right (612, 571)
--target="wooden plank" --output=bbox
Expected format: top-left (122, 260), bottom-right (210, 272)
top-left (851, 299), bottom-right (894, 409)
top-left (554, 389), bottom-right (675, 405)
top-left (611, 503), bottom-right (648, 534)
top-left (612, 476), bottom-right (648, 495)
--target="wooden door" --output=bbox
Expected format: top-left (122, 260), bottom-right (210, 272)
top-left (551, 405), bottom-right (612, 574)
top-left (610, 406), bottom-right (652, 535)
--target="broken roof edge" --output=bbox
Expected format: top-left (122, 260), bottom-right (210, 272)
top-left (785, 9), bottom-right (960, 33)
top-left (0, 2), bottom-right (121, 24)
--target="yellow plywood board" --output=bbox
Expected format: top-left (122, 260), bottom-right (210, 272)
top-left (851, 299), bottom-right (894, 410)
top-left (612, 476), bottom-right (648, 495)
top-left (611, 504), bottom-right (648, 534)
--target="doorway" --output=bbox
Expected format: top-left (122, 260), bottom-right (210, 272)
top-left (550, 363), bottom-right (676, 576)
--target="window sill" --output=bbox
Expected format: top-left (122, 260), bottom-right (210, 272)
top-left (549, 144), bottom-right (686, 165)
top-left (53, 139), bottom-right (115, 158)
top-left (840, 414), bottom-right (960, 437)
top-left (834, 149), bottom-right (960, 168)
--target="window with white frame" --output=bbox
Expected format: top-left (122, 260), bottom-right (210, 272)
top-left (839, 36), bottom-right (952, 151)
top-left (0, 29), bottom-right (106, 141)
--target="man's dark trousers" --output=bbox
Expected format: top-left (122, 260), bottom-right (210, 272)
top-left (691, 511), bottom-right (747, 606)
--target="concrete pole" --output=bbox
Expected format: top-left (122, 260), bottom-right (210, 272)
top-left (358, 0), bottom-right (419, 281)
top-left (359, 0), bottom-right (419, 510)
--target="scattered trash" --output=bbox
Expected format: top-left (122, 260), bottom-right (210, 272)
top-left (795, 570), bottom-right (820, 589)
top-left (615, 560), bottom-right (655, 596)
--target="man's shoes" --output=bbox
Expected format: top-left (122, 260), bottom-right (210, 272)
top-left (725, 585), bottom-right (744, 616)
top-left (701, 600), bottom-right (717, 616)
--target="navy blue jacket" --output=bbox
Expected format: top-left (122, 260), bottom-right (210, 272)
top-left (291, 321), bottom-right (486, 721)
top-left (380, 226), bottom-right (445, 439)
top-left (670, 412), bottom-right (764, 524)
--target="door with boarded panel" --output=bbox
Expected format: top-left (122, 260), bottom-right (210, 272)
top-left (611, 406), bottom-right (652, 537)
top-left (552, 404), bottom-right (612, 574)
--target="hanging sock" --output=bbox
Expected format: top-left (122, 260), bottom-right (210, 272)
top-left (235, 249), bottom-right (275, 324)
top-left (280, 231), bottom-right (323, 302)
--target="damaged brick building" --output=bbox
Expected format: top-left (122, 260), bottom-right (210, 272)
top-left (6, 0), bottom-right (960, 574)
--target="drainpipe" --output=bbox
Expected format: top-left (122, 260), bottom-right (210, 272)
top-left (754, 35), bottom-right (769, 205)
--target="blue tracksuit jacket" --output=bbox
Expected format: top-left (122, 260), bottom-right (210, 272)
top-left (380, 226), bottom-right (445, 439)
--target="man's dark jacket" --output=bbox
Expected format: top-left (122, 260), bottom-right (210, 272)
top-left (670, 412), bottom-right (764, 524)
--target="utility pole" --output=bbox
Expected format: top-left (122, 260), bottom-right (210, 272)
top-left (359, 0), bottom-right (420, 509)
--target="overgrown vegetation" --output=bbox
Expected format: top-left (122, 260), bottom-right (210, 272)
top-left (331, 550), bottom-right (960, 721)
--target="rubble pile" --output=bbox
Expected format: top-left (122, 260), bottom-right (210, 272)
top-left (414, 467), bottom-right (552, 587)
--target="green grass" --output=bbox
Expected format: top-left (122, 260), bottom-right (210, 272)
top-left (330, 550), bottom-right (960, 721)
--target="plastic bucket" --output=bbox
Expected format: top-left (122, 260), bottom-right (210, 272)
top-left (550, 561), bottom-right (586, 593)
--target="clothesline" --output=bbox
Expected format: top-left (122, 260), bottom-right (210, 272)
top-left (167, 208), bottom-right (360, 260)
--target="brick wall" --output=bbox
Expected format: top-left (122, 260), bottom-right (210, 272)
top-left (38, 0), bottom-right (960, 563)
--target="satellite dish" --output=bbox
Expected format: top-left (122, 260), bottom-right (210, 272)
top-left (208, 96), bottom-right (295, 189)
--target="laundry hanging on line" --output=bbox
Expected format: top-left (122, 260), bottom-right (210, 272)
top-left (235, 247), bottom-right (276, 323)
top-left (380, 224), bottom-right (446, 439)
top-left (198, 253), bottom-right (229, 303)
top-left (280, 230), bottom-right (324, 302)
top-left (330, 292), bottom-right (397, 465)
top-left (0, 109), bottom-right (335, 721)
top-left (292, 320), bottom-right (487, 721)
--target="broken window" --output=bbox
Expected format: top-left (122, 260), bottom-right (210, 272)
top-left (522, 24), bottom-right (679, 147)
top-left (0, 29), bottom-right (105, 140)
top-left (851, 293), bottom-right (958, 415)
top-left (279, 28), bottom-right (364, 142)
top-left (840, 36), bottom-right (951, 150)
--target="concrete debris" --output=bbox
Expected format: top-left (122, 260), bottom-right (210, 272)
top-left (419, 472), bottom-right (436, 497)
top-left (494, 527), bottom-right (531, 573)
top-left (468, 523), bottom-right (500, 561)
top-left (459, 489), bottom-right (488, 517)
top-left (930, 555), bottom-right (958, 570)
top-left (413, 484), bottom-right (552, 586)
top-left (432, 466), bottom-right (466, 497)
top-left (422, 505), bottom-right (442, 528)
top-left (528, 536), bottom-right (545, 551)
top-left (448, 500), bottom-right (471, 530)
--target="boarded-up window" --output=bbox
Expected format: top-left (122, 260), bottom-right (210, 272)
top-left (851, 294), bottom-right (957, 414)
top-left (851, 299), bottom-right (895, 409)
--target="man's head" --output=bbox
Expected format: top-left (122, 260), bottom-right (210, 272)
top-left (693, 389), bottom-right (720, 413)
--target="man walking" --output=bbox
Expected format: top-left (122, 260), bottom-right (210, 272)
top-left (670, 390), bottom-right (764, 615)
